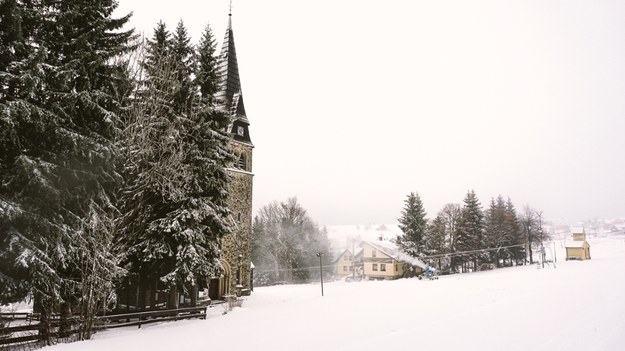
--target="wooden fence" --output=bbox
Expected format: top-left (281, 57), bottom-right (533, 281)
top-left (0, 306), bottom-right (208, 349)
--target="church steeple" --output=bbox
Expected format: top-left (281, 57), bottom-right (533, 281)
top-left (217, 9), bottom-right (252, 145)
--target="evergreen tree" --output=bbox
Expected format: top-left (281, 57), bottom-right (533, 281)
top-left (484, 196), bottom-right (515, 267)
top-left (504, 198), bottom-right (525, 265)
top-left (196, 24), bottom-right (221, 105)
top-left (455, 190), bottom-right (485, 271)
top-left (171, 20), bottom-right (195, 114)
top-left (116, 20), bottom-right (233, 305)
top-left (396, 192), bottom-right (428, 258)
top-left (425, 214), bottom-right (447, 269)
top-left (0, 0), bottom-right (134, 340)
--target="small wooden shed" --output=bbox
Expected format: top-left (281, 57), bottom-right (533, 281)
top-left (565, 240), bottom-right (591, 260)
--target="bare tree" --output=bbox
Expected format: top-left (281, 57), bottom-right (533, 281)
top-left (519, 206), bottom-right (548, 264)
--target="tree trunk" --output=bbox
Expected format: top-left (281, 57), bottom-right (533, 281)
top-left (167, 285), bottom-right (178, 309)
top-left (149, 278), bottom-right (157, 309)
top-left (190, 284), bottom-right (197, 307)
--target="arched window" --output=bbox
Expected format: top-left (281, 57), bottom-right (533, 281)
top-left (238, 153), bottom-right (246, 170)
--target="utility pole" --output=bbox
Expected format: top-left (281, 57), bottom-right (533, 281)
top-left (317, 253), bottom-right (324, 297)
top-left (553, 241), bottom-right (557, 268)
top-left (352, 239), bottom-right (356, 280)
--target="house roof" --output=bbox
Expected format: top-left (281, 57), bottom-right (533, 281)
top-left (363, 240), bottom-right (427, 269)
top-left (565, 241), bottom-right (589, 248)
top-left (333, 249), bottom-right (353, 263)
top-left (571, 227), bottom-right (585, 234)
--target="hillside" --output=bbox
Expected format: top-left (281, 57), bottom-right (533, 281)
top-left (49, 236), bottom-right (625, 351)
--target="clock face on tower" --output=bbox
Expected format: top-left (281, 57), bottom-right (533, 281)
top-left (237, 126), bottom-right (245, 137)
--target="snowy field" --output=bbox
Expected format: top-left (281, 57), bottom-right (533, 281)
top-left (50, 237), bottom-right (625, 351)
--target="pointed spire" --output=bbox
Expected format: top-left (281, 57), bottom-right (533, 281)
top-left (217, 6), bottom-right (246, 120)
top-left (217, 6), bottom-right (252, 145)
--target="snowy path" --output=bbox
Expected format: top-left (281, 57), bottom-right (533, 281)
top-left (50, 238), bottom-right (625, 351)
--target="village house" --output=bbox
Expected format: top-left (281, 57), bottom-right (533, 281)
top-left (565, 227), bottom-right (591, 260)
top-left (334, 249), bottom-right (355, 279)
top-left (359, 240), bottom-right (425, 280)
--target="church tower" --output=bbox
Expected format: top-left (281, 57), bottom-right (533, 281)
top-left (210, 9), bottom-right (254, 299)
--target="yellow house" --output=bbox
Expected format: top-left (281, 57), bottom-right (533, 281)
top-left (360, 240), bottom-right (424, 280)
top-left (565, 228), bottom-right (591, 260)
top-left (334, 249), bottom-right (354, 279)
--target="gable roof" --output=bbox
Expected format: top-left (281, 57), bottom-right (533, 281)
top-left (334, 249), bottom-right (353, 263)
top-left (363, 240), bottom-right (427, 269)
top-left (565, 241), bottom-right (590, 248)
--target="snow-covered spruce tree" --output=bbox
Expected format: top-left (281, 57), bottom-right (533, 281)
top-left (454, 190), bottom-right (485, 272)
top-left (0, 0), bottom-right (134, 341)
top-left (484, 195), bottom-right (515, 267)
top-left (115, 22), bottom-right (186, 309)
top-left (425, 214), bottom-right (447, 269)
top-left (116, 20), bottom-right (233, 308)
top-left (196, 24), bottom-right (221, 105)
top-left (190, 21), bottom-right (235, 286)
top-left (396, 192), bottom-right (428, 258)
top-left (504, 198), bottom-right (525, 265)
top-left (0, 0), bottom-right (40, 305)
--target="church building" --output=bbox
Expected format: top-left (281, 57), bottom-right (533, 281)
top-left (209, 10), bottom-right (255, 299)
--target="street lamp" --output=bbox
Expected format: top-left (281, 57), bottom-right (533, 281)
top-left (236, 254), bottom-right (243, 297)
top-left (316, 253), bottom-right (324, 297)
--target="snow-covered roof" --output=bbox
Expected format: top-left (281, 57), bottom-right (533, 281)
top-left (571, 227), bottom-right (585, 234)
top-left (333, 249), bottom-right (353, 263)
top-left (364, 240), bottom-right (427, 269)
top-left (565, 241), bottom-right (589, 248)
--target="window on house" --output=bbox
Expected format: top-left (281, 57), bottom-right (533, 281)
top-left (381, 264), bottom-right (386, 272)
top-left (372, 249), bottom-right (377, 257)
top-left (395, 264), bottom-right (398, 271)
top-left (372, 263), bottom-right (378, 271)
top-left (343, 266), bottom-right (347, 271)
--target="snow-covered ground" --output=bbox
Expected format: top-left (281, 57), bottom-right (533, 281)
top-left (50, 236), bottom-right (625, 351)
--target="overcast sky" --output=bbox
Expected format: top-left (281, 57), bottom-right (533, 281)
top-left (115, 0), bottom-right (625, 226)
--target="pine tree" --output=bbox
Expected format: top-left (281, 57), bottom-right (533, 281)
top-left (425, 214), bottom-right (447, 269)
top-left (484, 195), bottom-right (515, 267)
top-left (171, 20), bottom-right (195, 115)
top-left (455, 190), bottom-right (485, 271)
top-left (116, 20), bottom-right (233, 306)
top-left (504, 198), bottom-right (525, 265)
top-left (115, 20), bottom-right (187, 308)
top-left (0, 0), bottom-right (134, 341)
top-left (396, 192), bottom-right (428, 258)
top-left (196, 24), bottom-right (221, 105)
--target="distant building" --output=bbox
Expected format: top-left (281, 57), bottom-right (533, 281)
top-left (565, 228), bottom-right (591, 260)
top-left (360, 240), bottom-right (425, 280)
top-left (334, 250), bottom-right (355, 279)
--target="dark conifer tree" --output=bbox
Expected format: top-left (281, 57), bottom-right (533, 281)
top-left (425, 214), bottom-right (447, 269)
top-left (505, 198), bottom-right (525, 264)
top-left (455, 190), bottom-right (485, 271)
top-left (396, 192), bottom-right (428, 258)
top-left (116, 20), bottom-right (233, 306)
top-left (171, 20), bottom-right (195, 114)
top-left (0, 0), bottom-right (134, 340)
top-left (484, 195), bottom-right (515, 267)
top-left (196, 24), bottom-right (221, 105)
